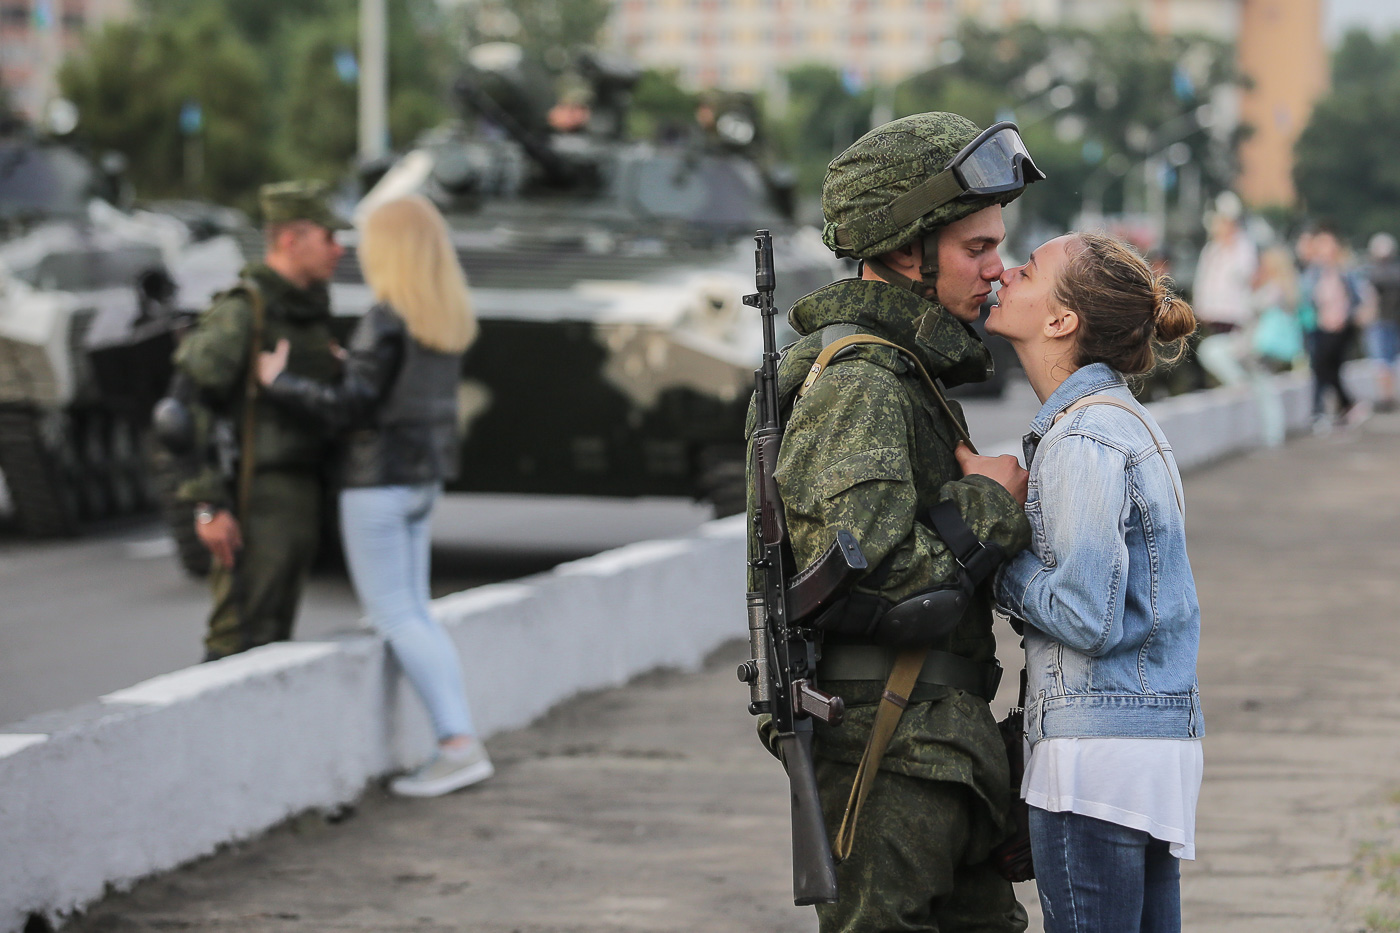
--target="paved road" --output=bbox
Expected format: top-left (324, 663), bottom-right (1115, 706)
top-left (0, 389), bottom-right (1040, 731)
top-left (56, 408), bottom-right (1400, 931)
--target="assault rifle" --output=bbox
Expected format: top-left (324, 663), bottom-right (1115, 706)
top-left (738, 230), bottom-right (868, 906)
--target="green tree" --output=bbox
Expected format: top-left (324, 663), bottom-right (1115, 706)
top-left (63, 0), bottom-right (453, 207)
top-left (772, 64), bottom-right (875, 194)
top-left (1294, 29), bottom-right (1400, 242)
top-left (274, 1), bottom-right (450, 180)
top-left (59, 9), bottom-right (276, 208)
top-left (627, 68), bottom-right (696, 142)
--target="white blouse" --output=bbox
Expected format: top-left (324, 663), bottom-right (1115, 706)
top-left (1022, 736), bottom-right (1204, 859)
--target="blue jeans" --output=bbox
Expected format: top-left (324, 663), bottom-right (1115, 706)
top-left (1029, 807), bottom-right (1181, 933)
top-left (340, 483), bottom-right (474, 741)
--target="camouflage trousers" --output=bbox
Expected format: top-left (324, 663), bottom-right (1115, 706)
top-left (204, 469), bottom-right (322, 660)
top-left (815, 758), bottom-right (1028, 933)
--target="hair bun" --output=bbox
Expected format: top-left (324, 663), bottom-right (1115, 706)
top-left (1152, 279), bottom-right (1197, 343)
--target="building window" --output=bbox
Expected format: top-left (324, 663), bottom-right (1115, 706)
top-left (1, 4), bottom-right (30, 27)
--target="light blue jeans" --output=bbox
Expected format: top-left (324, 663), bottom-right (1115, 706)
top-left (339, 483), bottom-right (474, 741)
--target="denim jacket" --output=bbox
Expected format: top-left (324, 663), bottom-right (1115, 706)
top-left (996, 363), bottom-right (1203, 746)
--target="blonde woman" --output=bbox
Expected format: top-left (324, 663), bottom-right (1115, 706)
top-left (258, 195), bottom-right (489, 796)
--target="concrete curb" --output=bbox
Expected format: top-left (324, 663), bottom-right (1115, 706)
top-left (0, 518), bottom-right (747, 932)
top-left (0, 363), bottom-right (1379, 931)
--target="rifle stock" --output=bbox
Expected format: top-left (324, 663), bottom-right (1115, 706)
top-left (780, 725), bottom-right (840, 906)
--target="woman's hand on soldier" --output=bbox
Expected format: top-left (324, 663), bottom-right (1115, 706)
top-left (258, 339), bottom-right (291, 386)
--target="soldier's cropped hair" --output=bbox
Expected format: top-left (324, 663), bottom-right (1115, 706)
top-left (1056, 233), bottom-right (1197, 375)
top-left (359, 195), bottom-right (477, 354)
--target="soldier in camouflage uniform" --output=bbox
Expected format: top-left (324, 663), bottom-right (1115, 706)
top-left (748, 113), bottom-right (1044, 930)
top-left (174, 181), bottom-right (348, 661)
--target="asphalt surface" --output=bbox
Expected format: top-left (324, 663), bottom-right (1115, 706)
top-left (47, 405), bottom-right (1400, 931)
top-left (0, 387), bottom-right (1041, 730)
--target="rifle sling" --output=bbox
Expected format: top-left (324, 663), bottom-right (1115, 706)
top-left (235, 279), bottom-right (266, 651)
top-left (833, 646), bottom-right (925, 861)
top-left (236, 278), bottom-right (267, 529)
top-left (797, 331), bottom-right (977, 455)
top-left (798, 329), bottom-right (986, 863)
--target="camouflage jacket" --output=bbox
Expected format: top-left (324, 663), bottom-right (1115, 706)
top-left (745, 277), bottom-right (1031, 844)
top-left (172, 263), bottom-right (341, 505)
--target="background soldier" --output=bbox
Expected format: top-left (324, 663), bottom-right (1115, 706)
top-left (174, 181), bottom-right (347, 661)
top-left (750, 113), bottom-right (1041, 930)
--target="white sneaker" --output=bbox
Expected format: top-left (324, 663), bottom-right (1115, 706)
top-left (390, 741), bottom-right (494, 798)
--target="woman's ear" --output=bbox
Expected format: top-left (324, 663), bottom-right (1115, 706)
top-left (1044, 308), bottom-right (1079, 341)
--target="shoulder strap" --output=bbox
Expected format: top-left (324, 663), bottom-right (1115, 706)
top-left (1054, 395), bottom-right (1183, 516)
top-left (236, 278), bottom-right (267, 525)
top-left (833, 646), bottom-right (924, 861)
top-left (797, 332), bottom-right (977, 454)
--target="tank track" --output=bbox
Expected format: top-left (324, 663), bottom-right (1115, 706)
top-left (0, 405), bottom-right (81, 536)
top-left (0, 404), bottom-right (157, 537)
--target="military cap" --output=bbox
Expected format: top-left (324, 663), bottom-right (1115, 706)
top-left (821, 113), bottom-right (1027, 260)
top-left (259, 180), bottom-right (351, 231)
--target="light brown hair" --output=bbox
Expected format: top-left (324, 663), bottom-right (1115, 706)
top-left (358, 195), bottom-right (477, 353)
top-left (1055, 232), bottom-right (1197, 375)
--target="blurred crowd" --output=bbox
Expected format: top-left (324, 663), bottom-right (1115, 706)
top-left (1181, 194), bottom-right (1400, 442)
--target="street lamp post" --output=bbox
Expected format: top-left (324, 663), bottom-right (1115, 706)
top-left (359, 0), bottom-right (388, 163)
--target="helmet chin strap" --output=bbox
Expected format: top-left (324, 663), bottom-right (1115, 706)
top-left (866, 231), bottom-right (942, 303)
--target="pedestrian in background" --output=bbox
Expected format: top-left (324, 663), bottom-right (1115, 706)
top-left (1364, 232), bottom-right (1400, 413)
top-left (988, 232), bottom-right (1203, 933)
top-left (258, 195), bottom-right (492, 797)
top-left (1245, 245), bottom-right (1304, 447)
top-left (1192, 199), bottom-right (1258, 388)
top-left (1299, 227), bottom-right (1370, 430)
top-left (173, 181), bottom-right (347, 661)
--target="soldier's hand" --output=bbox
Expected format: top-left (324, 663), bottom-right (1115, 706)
top-left (955, 443), bottom-right (1029, 507)
top-left (196, 509), bottom-right (243, 569)
top-left (258, 339), bottom-right (290, 386)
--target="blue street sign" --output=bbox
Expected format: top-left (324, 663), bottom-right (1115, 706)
top-left (180, 101), bottom-right (203, 136)
top-left (335, 48), bottom-right (359, 84)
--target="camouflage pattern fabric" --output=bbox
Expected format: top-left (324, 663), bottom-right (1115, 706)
top-left (816, 761), bottom-right (1027, 933)
top-left (203, 468), bottom-right (322, 660)
top-left (173, 263), bottom-right (342, 507)
top-left (745, 277), bottom-right (1032, 930)
top-left (259, 179), bottom-right (351, 230)
top-left (820, 112), bottom-right (1025, 260)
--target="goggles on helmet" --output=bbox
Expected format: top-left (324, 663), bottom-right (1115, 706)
top-left (829, 121), bottom-right (1044, 254)
top-left (947, 122), bottom-right (1045, 196)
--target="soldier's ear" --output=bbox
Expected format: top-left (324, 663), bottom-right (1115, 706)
top-left (883, 240), bottom-right (921, 276)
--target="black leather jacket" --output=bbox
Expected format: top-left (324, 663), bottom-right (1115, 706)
top-left (263, 303), bottom-right (463, 488)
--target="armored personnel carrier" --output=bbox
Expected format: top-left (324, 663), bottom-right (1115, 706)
top-left (336, 44), bottom-right (843, 515)
top-left (0, 133), bottom-right (236, 537)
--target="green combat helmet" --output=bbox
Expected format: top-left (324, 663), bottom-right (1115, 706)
top-left (821, 113), bottom-right (1044, 300)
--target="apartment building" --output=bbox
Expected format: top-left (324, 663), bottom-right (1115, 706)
top-left (1, 0), bottom-right (133, 120)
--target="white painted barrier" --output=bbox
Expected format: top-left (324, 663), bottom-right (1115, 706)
top-left (0, 518), bottom-right (747, 932)
top-left (0, 363), bottom-right (1380, 931)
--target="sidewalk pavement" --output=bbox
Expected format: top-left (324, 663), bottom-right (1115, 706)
top-left (63, 413), bottom-right (1400, 933)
